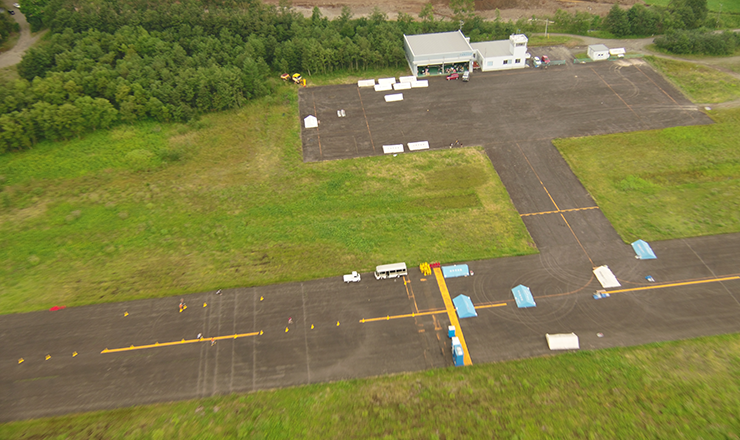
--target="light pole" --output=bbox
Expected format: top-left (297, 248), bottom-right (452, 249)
top-left (716, 4), bottom-right (722, 28)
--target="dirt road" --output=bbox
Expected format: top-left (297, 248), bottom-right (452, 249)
top-left (0, 0), bottom-right (45, 69)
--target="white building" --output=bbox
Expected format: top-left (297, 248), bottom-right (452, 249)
top-left (403, 30), bottom-right (475, 78)
top-left (587, 44), bottom-right (610, 61)
top-left (471, 34), bottom-right (530, 72)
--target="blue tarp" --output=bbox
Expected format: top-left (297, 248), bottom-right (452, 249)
top-left (442, 264), bottom-right (470, 278)
top-left (512, 284), bottom-right (536, 308)
top-left (631, 239), bottom-right (657, 260)
top-left (453, 294), bottom-right (478, 318)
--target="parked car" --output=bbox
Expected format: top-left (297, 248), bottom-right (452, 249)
top-left (9, 9), bottom-right (14, 14)
top-left (13, 3), bottom-right (20, 8)
top-left (343, 271), bottom-right (361, 283)
top-left (462, 71), bottom-right (470, 82)
top-left (541, 55), bottom-right (550, 64)
top-left (446, 72), bottom-right (459, 80)
top-left (532, 57), bottom-right (541, 68)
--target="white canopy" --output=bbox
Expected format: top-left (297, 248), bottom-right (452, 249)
top-left (593, 265), bottom-right (621, 288)
top-left (304, 115), bottom-right (318, 129)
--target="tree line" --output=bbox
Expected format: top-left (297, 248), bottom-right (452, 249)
top-left (0, 0), bottom-right (722, 154)
top-left (1, 0), bottom-right (528, 154)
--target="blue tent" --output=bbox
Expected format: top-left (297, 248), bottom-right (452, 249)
top-left (512, 284), bottom-right (536, 308)
top-left (442, 264), bottom-right (470, 278)
top-left (631, 239), bottom-right (657, 260)
top-left (453, 294), bottom-right (477, 318)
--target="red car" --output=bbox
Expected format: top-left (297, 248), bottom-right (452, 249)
top-left (541, 55), bottom-right (550, 64)
top-left (446, 73), bottom-right (459, 80)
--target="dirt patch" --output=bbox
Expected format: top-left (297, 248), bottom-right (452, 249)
top-left (268, 0), bottom-right (639, 21)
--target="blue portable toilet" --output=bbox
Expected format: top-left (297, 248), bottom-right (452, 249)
top-left (451, 336), bottom-right (464, 367)
top-left (448, 325), bottom-right (456, 338)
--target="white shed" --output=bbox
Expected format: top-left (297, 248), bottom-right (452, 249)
top-left (587, 44), bottom-right (610, 61)
top-left (470, 34), bottom-right (529, 72)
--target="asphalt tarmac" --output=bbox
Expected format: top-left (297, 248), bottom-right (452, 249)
top-left (2, 60), bottom-right (739, 422)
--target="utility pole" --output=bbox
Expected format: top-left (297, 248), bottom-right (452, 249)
top-left (716, 4), bottom-right (722, 28)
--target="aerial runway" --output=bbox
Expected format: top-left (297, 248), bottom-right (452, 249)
top-left (2, 60), bottom-right (740, 422)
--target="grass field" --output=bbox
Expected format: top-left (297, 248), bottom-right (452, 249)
top-left (645, 56), bottom-right (740, 103)
top-left (554, 108), bottom-right (740, 243)
top-left (527, 35), bottom-right (582, 47)
top-left (643, 0), bottom-right (740, 13)
top-left (0, 87), bottom-right (535, 314)
top-left (2, 333), bottom-right (739, 439)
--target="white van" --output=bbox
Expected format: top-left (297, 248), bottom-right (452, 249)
top-left (462, 71), bottom-right (470, 82)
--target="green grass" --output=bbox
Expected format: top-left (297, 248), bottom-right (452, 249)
top-left (527, 35), bottom-right (582, 47)
top-left (0, 86), bottom-right (535, 314)
top-left (646, 55), bottom-right (740, 103)
top-left (2, 333), bottom-right (739, 439)
top-left (643, 0), bottom-right (740, 14)
top-left (554, 108), bottom-right (740, 242)
top-left (304, 67), bottom-right (411, 86)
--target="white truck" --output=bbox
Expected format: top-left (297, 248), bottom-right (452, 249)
top-left (343, 271), bottom-right (361, 283)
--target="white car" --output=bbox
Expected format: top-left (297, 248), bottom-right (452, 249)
top-left (13, 3), bottom-right (20, 8)
top-left (343, 271), bottom-right (361, 283)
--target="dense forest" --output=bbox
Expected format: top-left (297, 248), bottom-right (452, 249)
top-left (0, 0), bottom-right (730, 153)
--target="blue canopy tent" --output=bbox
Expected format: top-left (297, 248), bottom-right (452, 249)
top-left (512, 284), bottom-right (536, 308)
top-left (442, 264), bottom-right (470, 278)
top-left (453, 294), bottom-right (477, 318)
top-left (631, 239), bottom-right (657, 260)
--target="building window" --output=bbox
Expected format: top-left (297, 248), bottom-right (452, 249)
top-left (515, 59), bottom-right (521, 63)
top-left (487, 61), bottom-right (493, 67)
top-left (516, 42), bottom-right (525, 47)
top-left (503, 60), bottom-right (509, 65)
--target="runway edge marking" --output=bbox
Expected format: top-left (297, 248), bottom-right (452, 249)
top-left (433, 267), bottom-right (472, 366)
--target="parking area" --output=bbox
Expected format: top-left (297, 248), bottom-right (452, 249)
top-left (300, 60), bottom-right (710, 162)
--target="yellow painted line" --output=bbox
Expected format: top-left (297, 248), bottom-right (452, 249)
top-left (521, 206), bottom-right (600, 217)
top-left (101, 331), bottom-right (261, 354)
top-left (608, 276), bottom-right (740, 294)
top-left (360, 309), bottom-right (446, 323)
top-left (434, 267), bottom-right (472, 366)
top-left (474, 302), bottom-right (508, 310)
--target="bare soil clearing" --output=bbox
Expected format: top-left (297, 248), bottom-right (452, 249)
top-left (269, 0), bottom-right (639, 21)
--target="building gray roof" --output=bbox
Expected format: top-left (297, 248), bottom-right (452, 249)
top-left (589, 44), bottom-right (609, 52)
top-left (470, 40), bottom-right (512, 58)
top-left (404, 30), bottom-right (473, 56)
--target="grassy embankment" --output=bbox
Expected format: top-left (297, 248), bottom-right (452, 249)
top-left (527, 35), bottom-right (582, 48)
top-left (645, 56), bottom-right (740, 103)
top-left (555, 107), bottom-right (740, 242)
top-left (2, 333), bottom-right (739, 439)
top-left (643, 0), bottom-right (740, 13)
top-left (0, 86), bottom-right (535, 314)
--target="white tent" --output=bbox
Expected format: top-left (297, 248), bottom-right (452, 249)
top-left (546, 333), bottom-right (580, 350)
top-left (304, 115), bottom-right (318, 128)
top-left (593, 265), bottom-right (621, 288)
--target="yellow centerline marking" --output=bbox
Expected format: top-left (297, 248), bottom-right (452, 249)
top-left (607, 276), bottom-right (740, 294)
top-left (521, 206), bottom-right (600, 217)
top-left (101, 331), bottom-right (261, 354)
top-left (475, 302), bottom-right (508, 310)
top-left (360, 309), bottom-right (446, 323)
top-left (434, 267), bottom-right (472, 366)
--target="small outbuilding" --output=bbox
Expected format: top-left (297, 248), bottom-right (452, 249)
top-left (609, 47), bottom-right (626, 58)
top-left (587, 44), bottom-right (610, 61)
